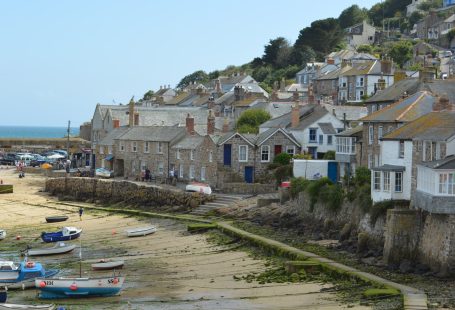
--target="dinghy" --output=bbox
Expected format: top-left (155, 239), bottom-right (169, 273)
top-left (91, 260), bottom-right (124, 271)
top-left (125, 225), bottom-right (156, 237)
top-left (0, 259), bottom-right (59, 289)
top-left (185, 182), bottom-right (212, 195)
top-left (0, 304), bottom-right (55, 309)
top-left (0, 230), bottom-right (5, 240)
top-left (41, 227), bottom-right (82, 243)
top-left (35, 276), bottom-right (125, 299)
top-left (45, 216), bottom-right (68, 223)
top-left (28, 242), bottom-right (76, 256)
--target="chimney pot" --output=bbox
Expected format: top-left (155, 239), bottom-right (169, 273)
top-left (186, 113), bottom-right (195, 135)
top-left (207, 110), bottom-right (215, 135)
top-left (291, 104), bottom-right (300, 128)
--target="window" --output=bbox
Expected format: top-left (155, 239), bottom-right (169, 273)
top-left (189, 165), bottom-right (195, 179)
top-left (395, 172), bottom-right (403, 192)
top-left (286, 146), bottom-right (295, 156)
top-left (99, 146), bottom-right (104, 155)
top-left (120, 142), bottom-right (125, 152)
top-left (374, 171), bottom-right (381, 191)
top-left (319, 135), bottom-right (324, 145)
top-left (309, 128), bottom-right (317, 142)
top-left (209, 151), bottom-right (213, 163)
top-left (132, 141), bottom-right (137, 152)
top-left (368, 154), bottom-right (373, 169)
top-left (108, 146), bottom-right (112, 154)
top-left (357, 77), bottom-right (364, 87)
top-left (176, 149), bottom-right (180, 160)
top-left (190, 150), bottom-right (194, 161)
top-left (368, 126), bottom-right (374, 145)
top-left (201, 167), bottom-right (206, 181)
top-left (383, 172), bottom-right (390, 192)
top-left (261, 145), bottom-right (270, 162)
top-left (399, 141), bottom-right (405, 158)
top-left (157, 142), bottom-right (163, 154)
top-left (378, 126), bottom-right (383, 140)
top-left (438, 173), bottom-right (455, 195)
top-left (179, 165), bottom-right (184, 178)
top-left (158, 162), bottom-right (164, 175)
top-left (239, 145), bottom-right (248, 162)
top-left (336, 137), bottom-right (356, 154)
top-left (144, 142), bottom-right (150, 153)
top-left (327, 135), bottom-right (333, 145)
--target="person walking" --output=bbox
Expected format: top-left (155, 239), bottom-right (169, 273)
top-left (78, 207), bottom-right (84, 221)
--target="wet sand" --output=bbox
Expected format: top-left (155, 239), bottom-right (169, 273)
top-left (0, 168), bottom-right (370, 309)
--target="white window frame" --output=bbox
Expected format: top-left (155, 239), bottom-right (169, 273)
top-left (190, 150), bottom-right (194, 161)
top-left (378, 126), bottom-right (383, 141)
top-left (99, 146), bottom-right (104, 155)
top-left (120, 142), bottom-right (125, 152)
top-left (438, 172), bottom-right (455, 196)
top-left (374, 171), bottom-right (381, 191)
top-left (368, 153), bottom-right (373, 169)
top-left (239, 145), bottom-right (248, 162)
top-left (368, 126), bottom-right (374, 145)
top-left (383, 171), bottom-right (390, 192)
top-left (176, 149), bottom-right (180, 160)
top-left (201, 166), bottom-right (206, 181)
top-left (144, 142), bottom-right (150, 153)
top-left (189, 165), bottom-right (195, 179)
top-left (309, 128), bottom-right (317, 143)
top-left (286, 146), bottom-right (295, 156)
top-left (158, 162), bottom-right (164, 175)
top-left (395, 172), bottom-right (403, 193)
top-left (261, 145), bottom-right (270, 162)
top-left (209, 151), bottom-right (213, 163)
top-left (132, 141), bottom-right (137, 152)
top-left (179, 165), bottom-right (184, 178)
top-left (157, 142), bottom-right (163, 154)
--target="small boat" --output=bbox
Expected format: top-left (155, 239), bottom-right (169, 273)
top-left (0, 289), bottom-right (5, 303)
top-left (185, 182), bottom-right (212, 195)
top-left (28, 242), bottom-right (76, 256)
top-left (41, 227), bottom-right (82, 243)
top-left (0, 230), bottom-right (6, 240)
top-left (45, 216), bottom-right (68, 223)
top-left (0, 304), bottom-right (55, 309)
top-left (125, 225), bottom-right (156, 237)
top-left (35, 276), bottom-right (125, 299)
top-left (91, 260), bottom-right (124, 271)
top-left (0, 259), bottom-right (59, 290)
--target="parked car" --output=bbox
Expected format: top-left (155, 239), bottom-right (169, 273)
top-left (95, 168), bottom-right (114, 178)
top-left (30, 154), bottom-right (49, 167)
top-left (0, 153), bottom-right (18, 165)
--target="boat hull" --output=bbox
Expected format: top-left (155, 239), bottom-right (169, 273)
top-left (126, 226), bottom-right (156, 237)
top-left (35, 276), bottom-right (125, 299)
top-left (41, 231), bottom-right (81, 243)
top-left (0, 230), bottom-right (6, 240)
top-left (91, 261), bottom-right (124, 271)
top-left (0, 269), bottom-right (59, 290)
top-left (45, 216), bottom-right (68, 223)
top-left (28, 244), bottom-right (76, 256)
top-left (0, 304), bottom-right (55, 310)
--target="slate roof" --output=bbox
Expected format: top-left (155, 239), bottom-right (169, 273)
top-left (116, 126), bottom-right (186, 142)
top-left (421, 155), bottom-right (455, 170)
top-left (317, 65), bottom-right (352, 80)
top-left (259, 104), bottom-right (317, 129)
top-left (292, 105), bottom-right (329, 131)
top-left (217, 128), bottom-right (300, 147)
top-left (382, 111), bottom-right (455, 141)
top-left (166, 92), bottom-right (194, 105)
top-left (321, 103), bottom-right (368, 121)
top-left (360, 91), bottom-right (436, 122)
top-left (171, 135), bottom-right (205, 150)
top-left (318, 123), bottom-right (337, 134)
top-left (336, 125), bottom-right (363, 137)
top-left (98, 127), bottom-right (129, 146)
top-left (341, 61), bottom-right (378, 76)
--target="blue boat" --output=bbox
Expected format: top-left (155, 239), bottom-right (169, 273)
top-left (0, 259), bottom-right (59, 289)
top-left (41, 227), bottom-right (82, 243)
top-left (0, 290), bottom-right (5, 303)
top-left (35, 276), bottom-right (125, 299)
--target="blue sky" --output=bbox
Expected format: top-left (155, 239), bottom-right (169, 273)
top-left (0, 0), bottom-right (379, 127)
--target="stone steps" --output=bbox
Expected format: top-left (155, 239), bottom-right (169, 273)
top-left (190, 194), bottom-right (248, 215)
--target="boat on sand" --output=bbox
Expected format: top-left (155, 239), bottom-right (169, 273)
top-left (28, 242), bottom-right (76, 256)
top-left (125, 225), bottom-right (156, 237)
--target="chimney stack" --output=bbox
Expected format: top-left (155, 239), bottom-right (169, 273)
top-left (433, 95), bottom-right (452, 112)
top-left (113, 119), bottom-right (120, 128)
top-left (186, 113), bottom-right (195, 135)
top-left (207, 110), bottom-right (215, 135)
top-left (215, 79), bottom-right (222, 93)
top-left (291, 104), bottom-right (300, 128)
top-left (128, 97), bottom-right (135, 127)
top-left (380, 58), bottom-right (392, 75)
top-left (308, 84), bottom-right (315, 104)
top-left (208, 97), bottom-right (214, 110)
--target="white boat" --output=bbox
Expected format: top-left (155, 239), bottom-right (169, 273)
top-left (125, 225), bottom-right (156, 237)
top-left (28, 242), bottom-right (76, 256)
top-left (91, 260), bottom-right (124, 271)
top-left (0, 230), bottom-right (6, 240)
top-left (185, 182), bottom-right (212, 195)
top-left (0, 304), bottom-right (55, 310)
top-left (35, 276), bottom-right (125, 299)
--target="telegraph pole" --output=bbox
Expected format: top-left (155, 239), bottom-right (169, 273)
top-left (66, 120), bottom-right (70, 158)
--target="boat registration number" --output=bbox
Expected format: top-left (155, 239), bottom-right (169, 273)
top-left (107, 278), bottom-right (116, 284)
top-left (43, 280), bottom-right (54, 285)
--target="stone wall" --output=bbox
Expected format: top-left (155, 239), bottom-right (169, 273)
top-left (45, 177), bottom-right (212, 211)
top-left (220, 182), bottom-right (276, 195)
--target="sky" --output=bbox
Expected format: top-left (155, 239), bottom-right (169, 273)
top-left (0, 0), bottom-right (379, 127)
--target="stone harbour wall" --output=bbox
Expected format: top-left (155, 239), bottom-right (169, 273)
top-left (220, 182), bottom-right (276, 195)
top-left (45, 177), bottom-right (212, 211)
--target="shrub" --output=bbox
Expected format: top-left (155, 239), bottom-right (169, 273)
top-left (274, 164), bottom-right (293, 185)
top-left (307, 177), bottom-right (332, 212)
top-left (357, 183), bottom-right (372, 213)
top-left (290, 177), bottom-right (309, 198)
top-left (323, 150), bottom-right (335, 160)
top-left (353, 167), bottom-right (371, 186)
top-left (273, 153), bottom-right (292, 166)
top-left (293, 153), bottom-right (312, 160)
top-left (320, 184), bottom-right (344, 212)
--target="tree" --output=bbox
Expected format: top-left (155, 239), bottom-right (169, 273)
top-left (338, 5), bottom-right (368, 28)
top-left (142, 90), bottom-right (154, 101)
top-left (289, 45), bottom-right (317, 66)
top-left (294, 18), bottom-right (344, 59)
top-left (176, 70), bottom-right (209, 89)
top-left (357, 44), bottom-right (374, 54)
top-left (262, 37), bottom-right (292, 68)
top-left (236, 109), bottom-right (271, 134)
top-left (389, 40), bottom-right (413, 68)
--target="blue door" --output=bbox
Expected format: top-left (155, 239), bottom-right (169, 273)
top-left (328, 161), bottom-right (338, 183)
top-left (245, 166), bottom-right (254, 183)
top-left (224, 144), bottom-right (232, 166)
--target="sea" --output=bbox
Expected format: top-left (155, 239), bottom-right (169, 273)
top-left (0, 126), bottom-right (80, 138)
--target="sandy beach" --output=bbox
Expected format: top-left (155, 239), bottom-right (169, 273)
top-left (0, 168), bottom-right (370, 309)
